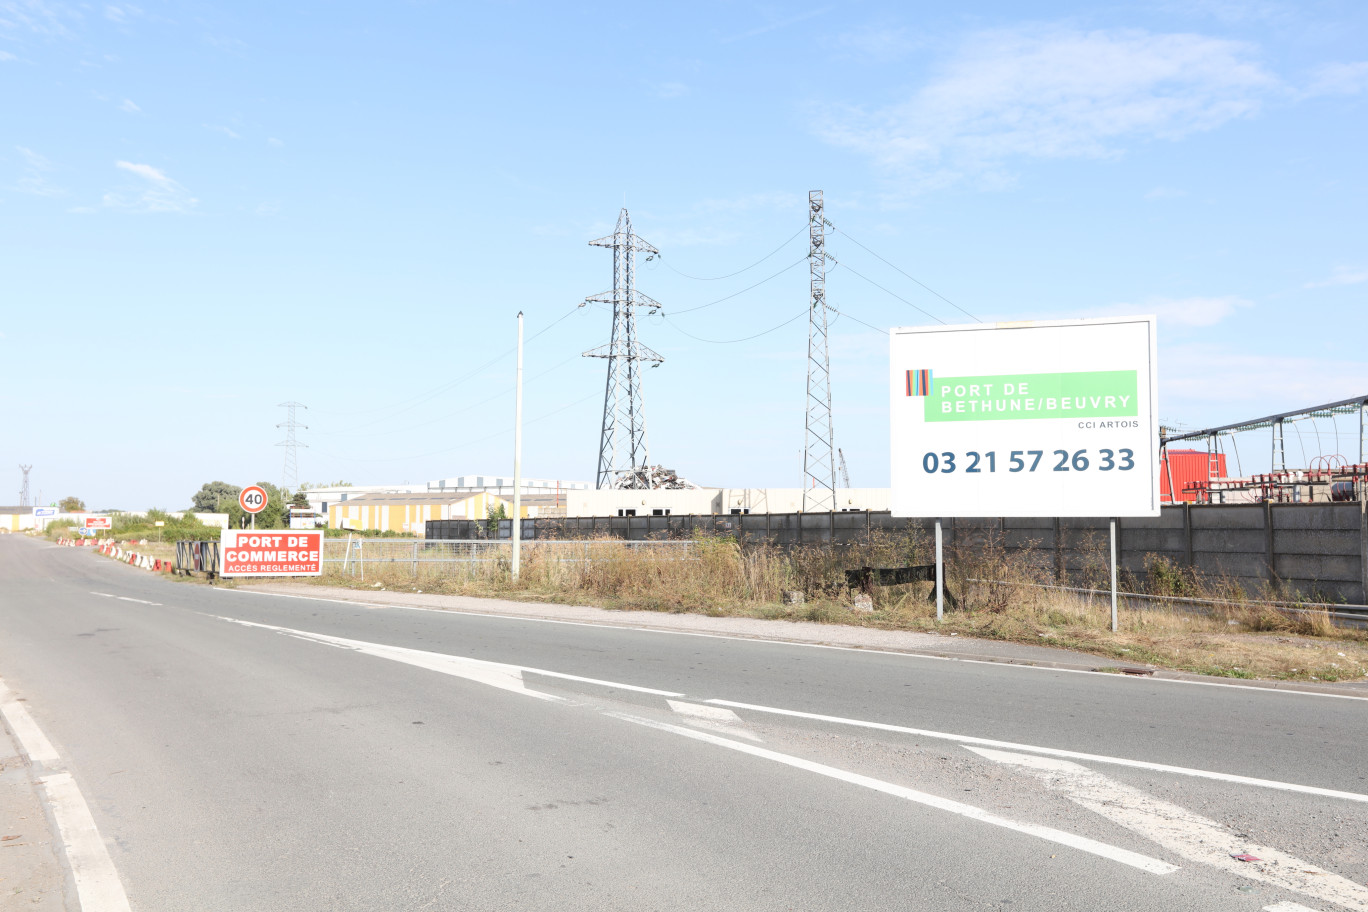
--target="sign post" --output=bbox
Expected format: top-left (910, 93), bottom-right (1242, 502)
top-left (890, 316), bottom-right (1158, 628)
top-left (239, 485), bottom-right (267, 530)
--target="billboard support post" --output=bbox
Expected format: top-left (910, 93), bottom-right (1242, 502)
top-left (1109, 519), bottom-right (1119, 632)
top-left (935, 520), bottom-right (944, 621)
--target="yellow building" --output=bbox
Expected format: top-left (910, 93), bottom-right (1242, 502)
top-left (328, 492), bottom-right (516, 535)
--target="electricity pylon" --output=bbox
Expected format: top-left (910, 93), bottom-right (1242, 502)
top-left (582, 208), bottom-right (664, 489)
top-left (276, 402), bottom-right (308, 492)
top-left (801, 190), bottom-right (836, 511)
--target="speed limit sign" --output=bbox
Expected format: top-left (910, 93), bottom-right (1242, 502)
top-left (239, 485), bottom-right (268, 514)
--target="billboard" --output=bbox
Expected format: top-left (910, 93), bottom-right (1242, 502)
top-left (219, 530), bottom-right (324, 577)
top-left (890, 316), bottom-right (1158, 518)
top-left (83, 516), bottom-right (113, 529)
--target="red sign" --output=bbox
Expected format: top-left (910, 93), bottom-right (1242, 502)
top-left (219, 530), bottom-right (323, 577)
top-left (239, 485), bottom-right (268, 514)
top-left (83, 516), bottom-right (112, 529)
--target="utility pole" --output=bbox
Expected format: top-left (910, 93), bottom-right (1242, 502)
top-left (582, 208), bottom-right (664, 489)
top-left (276, 402), bottom-right (309, 493)
top-left (512, 312), bottom-right (524, 582)
top-left (802, 190), bottom-right (837, 512)
top-left (18, 465), bottom-right (32, 507)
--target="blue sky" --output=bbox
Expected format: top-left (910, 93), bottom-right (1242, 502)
top-left (3, 0), bottom-right (1366, 509)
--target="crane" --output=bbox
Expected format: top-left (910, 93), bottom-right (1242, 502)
top-left (837, 448), bottom-right (851, 489)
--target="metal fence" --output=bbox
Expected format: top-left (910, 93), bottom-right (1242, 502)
top-left (323, 538), bottom-right (693, 580)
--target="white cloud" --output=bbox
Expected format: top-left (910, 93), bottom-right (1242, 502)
top-left (103, 3), bottom-right (141, 23)
top-left (1112, 295), bottom-right (1252, 328)
top-left (118, 98), bottom-right (140, 113)
top-left (104, 160), bottom-right (197, 213)
top-left (205, 123), bottom-right (240, 139)
top-left (0, 0), bottom-right (79, 38)
top-left (720, 7), bottom-right (830, 43)
top-left (1306, 267), bottom-right (1368, 289)
top-left (0, 50), bottom-right (16, 62)
top-left (13, 145), bottom-right (64, 196)
top-left (1306, 61), bottom-right (1368, 97)
top-left (835, 25), bottom-right (922, 62)
top-left (820, 27), bottom-right (1277, 186)
top-left (1163, 342), bottom-right (1368, 408)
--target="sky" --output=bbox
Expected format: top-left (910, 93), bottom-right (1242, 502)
top-left (3, 0), bottom-right (1366, 510)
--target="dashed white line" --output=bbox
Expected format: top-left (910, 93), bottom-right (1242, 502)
top-left (89, 591), bottom-right (160, 606)
top-left (1264, 903), bottom-right (1327, 912)
top-left (39, 772), bottom-right (134, 912)
top-left (705, 698), bottom-right (1368, 804)
top-left (971, 748), bottom-right (1368, 912)
top-left (0, 677), bottom-right (60, 763)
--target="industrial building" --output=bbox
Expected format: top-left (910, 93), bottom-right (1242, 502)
top-left (329, 492), bottom-right (514, 533)
top-left (0, 507), bottom-right (35, 532)
top-left (304, 475), bottom-right (590, 519)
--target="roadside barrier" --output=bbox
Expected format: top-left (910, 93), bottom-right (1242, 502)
top-left (174, 540), bottom-right (220, 578)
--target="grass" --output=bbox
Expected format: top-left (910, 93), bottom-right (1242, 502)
top-left (294, 531), bottom-right (1368, 685)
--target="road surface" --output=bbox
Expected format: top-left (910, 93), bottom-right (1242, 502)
top-left (2, 535), bottom-right (1366, 911)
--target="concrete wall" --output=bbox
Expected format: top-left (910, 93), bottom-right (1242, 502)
top-left (563, 487), bottom-right (892, 518)
top-left (428, 501), bottom-right (1368, 604)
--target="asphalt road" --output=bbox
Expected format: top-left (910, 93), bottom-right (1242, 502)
top-left (2, 535), bottom-right (1366, 911)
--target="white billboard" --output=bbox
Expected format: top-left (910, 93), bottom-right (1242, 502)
top-left (890, 316), bottom-right (1158, 518)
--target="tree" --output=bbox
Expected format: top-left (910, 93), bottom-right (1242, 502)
top-left (290, 491), bottom-right (310, 509)
top-left (484, 500), bottom-right (506, 538)
top-left (59, 496), bottom-right (85, 513)
top-left (191, 481), bottom-right (241, 513)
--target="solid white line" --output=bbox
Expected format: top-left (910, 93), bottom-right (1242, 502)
top-left (115, 596), bottom-right (160, 605)
top-left (605, 710), bottom-right (1179, 875)
top-left (213, 616), bottom-right (684, 698)
top-left (39, 772), bottom-right (134, 912)
top-left (211, 587), bottom-right (1368, 701)
top-left (971, 748), bottom-right (1368, 911)
top-left (667, 699), bottom-right (763, 741)
top-left (0, 678), bottom-right (61, 764)
top-left (705, 698), bottom-right (1368, 804)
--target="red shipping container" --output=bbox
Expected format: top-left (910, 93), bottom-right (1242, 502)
top-left (1160, 449), bottom-right (1228, 503)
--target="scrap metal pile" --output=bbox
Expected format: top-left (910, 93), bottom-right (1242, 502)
top-left (611, 465), bottom-right (698, 490)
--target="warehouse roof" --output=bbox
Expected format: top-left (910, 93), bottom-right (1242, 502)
top-left (332, 492), bottom-right (496, 507)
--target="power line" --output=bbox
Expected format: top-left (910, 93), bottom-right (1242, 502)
top-left (321, 305), bottom-right (582, 424)
top-left (653, 224), bottom-right (807, 280)
top-left (833, 257), bottom-right (947, 325)
top-left (667, 256), bottom-right (808, 315)
top-left (316, 305), bottom-right (582, 435)
top-left (828, 306), bottom-right (889, 335)
top-left (662, 308), bottom-right (808, 344)
top-left (830, 224), bottom-right (982, 322)
top-left (275, 402), bottom-right (308, 491)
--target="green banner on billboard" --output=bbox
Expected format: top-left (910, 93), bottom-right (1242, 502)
top-left (923, 370), bottom-right (1138, 422)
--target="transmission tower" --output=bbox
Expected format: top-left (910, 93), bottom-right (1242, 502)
top-left (802, 190), bottom-right (837, 512)
top-left (18, 465), bottom-right (32, 507)
top-left (276, 402), bottom-right (308, 492)
top-left (582, 208), bottom-right (664, 489)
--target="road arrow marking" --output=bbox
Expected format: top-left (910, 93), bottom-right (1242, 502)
top-left (969, 748), bottom-right (1368, 912)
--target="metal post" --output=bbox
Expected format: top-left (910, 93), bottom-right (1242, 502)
top-left (1109, 518), bottom-right (1118, 633)
top-left (412, 539), bottom-right (418, 578)
top-left (934, 519), bottom-right (944, 621)
top-left (512, 311), bottom-right (524, 582)
top-left (342, 533), bottom-right (352, 574)
top-left (358, 539), bottom-right (364, 581)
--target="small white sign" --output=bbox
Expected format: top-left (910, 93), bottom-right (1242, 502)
top-left (34, 507), bottom-right (57, 517)
top-left (890, 316), bottom-right (1159, 518)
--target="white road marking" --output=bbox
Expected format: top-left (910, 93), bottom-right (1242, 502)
top-left (0, 678), bottom-right (61, 764)
top-left (1265, 903), bottom-right (1327, 912)
top-left (706, 698), bottom-right (1368, 805)
top-left (970, 748), bottom-right (1368, 912)
top-left (606, 710), bottom-right (1179, 875)
top-left (667, 700), bottom-right (763, 741)
top-left (213, 616), bottom-right (685, 699)
top-left (89, 591), bottom-right (115, 598)
top-left (211, 586), bottom-right (1368, 701)
top-left (39, 772), bottom-right (134, 912)
top-left (115, 596), bottom-right (160, 605)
